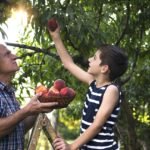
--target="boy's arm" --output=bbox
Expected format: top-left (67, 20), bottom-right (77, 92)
top-left (70, 85), bottom-right (119, 149)
top-left (49, 28), bottom-right (94, 85)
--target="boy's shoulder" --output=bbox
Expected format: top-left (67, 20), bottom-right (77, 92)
top-left (106, 84), bottom-right (119, 93)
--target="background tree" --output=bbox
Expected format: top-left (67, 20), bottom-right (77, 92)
top-left (0, 0), bottom-right (150, 149)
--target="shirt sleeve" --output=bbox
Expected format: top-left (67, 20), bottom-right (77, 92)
top-left (0, 97), bottom-right (7, 117)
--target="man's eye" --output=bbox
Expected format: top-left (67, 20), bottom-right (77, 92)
top-left (6, 52), bottom-right (11, 56)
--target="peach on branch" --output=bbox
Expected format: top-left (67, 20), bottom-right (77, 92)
top-left (47, 18), bottom-right (58, 32)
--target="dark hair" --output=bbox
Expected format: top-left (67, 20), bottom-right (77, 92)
top-left (99, 44), bottom-right (128, 81)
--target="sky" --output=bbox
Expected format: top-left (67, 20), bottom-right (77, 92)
top-left (0, 9), bottom-right (28, 43)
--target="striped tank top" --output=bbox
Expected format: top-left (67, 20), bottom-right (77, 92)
top-left (80, 80), bottom-right (122, 150)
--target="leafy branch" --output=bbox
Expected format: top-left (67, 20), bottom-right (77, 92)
top-left (5, 42), bottom-right (59, 59)
top-left (115, 0), bottom-right (130, 45)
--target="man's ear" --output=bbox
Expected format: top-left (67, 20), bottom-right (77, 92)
top-left (101, 65), bottom-right (110, 73)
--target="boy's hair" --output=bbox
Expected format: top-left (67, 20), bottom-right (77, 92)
top-left (99, 44), bottom-right (128, 81)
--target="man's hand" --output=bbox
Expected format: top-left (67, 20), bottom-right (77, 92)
top-left (23, 93), bottom-right (58, 116)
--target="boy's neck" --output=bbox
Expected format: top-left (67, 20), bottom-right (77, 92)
top-left (95, 78), bottom-right (111, 87)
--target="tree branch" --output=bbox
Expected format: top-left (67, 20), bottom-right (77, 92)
top-left (121, 48), bottom-right (140, 85)
top-left (96, 2), bottom-right (103, 31)
top-left (115, 0), bottom-right (130, 46)
top-left (5, 42), bottom-right (59, 59)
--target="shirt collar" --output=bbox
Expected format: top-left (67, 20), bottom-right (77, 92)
top-left (0, 82), bottom-right (15, 93)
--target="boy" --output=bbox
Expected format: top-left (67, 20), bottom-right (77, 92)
top-left (48, 25), bottom-right (128, 150)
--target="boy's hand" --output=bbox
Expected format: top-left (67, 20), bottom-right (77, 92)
top-left (47, 18), bottom-right (61, 38)
top-left (53, 136), bottom-right (71, 150)
top-left (48, 18), bottom-right (58, 32)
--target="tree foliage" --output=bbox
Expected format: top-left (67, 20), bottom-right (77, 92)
top-left (0, 0), bottom-right (150, 149)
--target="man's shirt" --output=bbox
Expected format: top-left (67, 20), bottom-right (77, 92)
top-left (0, 82), bottom-right (24, 150)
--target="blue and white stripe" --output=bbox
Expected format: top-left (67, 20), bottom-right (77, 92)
top-left (80, 80), bottom-right (122, 150)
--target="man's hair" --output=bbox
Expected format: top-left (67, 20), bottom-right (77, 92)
top-left (0, 41), bottom-right (6, 46)
top-left (99, 44), bottom-right (128, 81)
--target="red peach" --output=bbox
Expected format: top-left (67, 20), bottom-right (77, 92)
top-left (40, 92), bottom-right (50, 102)
top-left (68, 88), bottom-right (76, 98)
top-left (60, 87), bottom-right (70, 96)
top-left (47, 18), bottom-right (58, 32)
top-left (48, 86), bottom-right (60, 96)
top-left (54, 79), bottom-right (66, 91)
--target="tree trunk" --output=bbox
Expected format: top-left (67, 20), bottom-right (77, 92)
top-left (118, 99), bottom-right (141, 150)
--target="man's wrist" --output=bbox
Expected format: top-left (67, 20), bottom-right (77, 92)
top-left (21, 106), bottom-right (30, 117)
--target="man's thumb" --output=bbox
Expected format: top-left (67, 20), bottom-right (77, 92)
top-left (32, 93), bottom-right (42, 101)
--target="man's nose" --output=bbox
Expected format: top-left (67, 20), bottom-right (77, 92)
top-left (88, 57), bottom-right (92, 62)
top-left (12, 53), bottom-right (17, 59)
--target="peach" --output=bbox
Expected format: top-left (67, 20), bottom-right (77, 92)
top-left (48, 86), bottom-right (60, 96)
top-left (60, 87), bottom-right (76, 97)
top-left (35, 85), bottom-right (48, 94)
top-left (40, 92), bottom-right (49, 102)
top-left (60, 87), bottom-right (70, 97)
top-left (68, 88), bottom-right (76, 98)
top-left (47, 18), bottom-right (58, 32)
top-left (54, 79), bottom-right (66, 91)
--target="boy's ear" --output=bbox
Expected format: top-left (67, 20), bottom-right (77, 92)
top-left (101, 65), bottom-right (110, 73)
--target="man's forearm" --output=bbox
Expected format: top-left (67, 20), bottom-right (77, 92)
top-left (24, 115), bottom-right (37, 133)
top-left (0, 108), bottom-right (27, 137)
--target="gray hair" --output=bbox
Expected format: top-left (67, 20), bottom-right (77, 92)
top-left (0, 40), bottom-right (7, 47)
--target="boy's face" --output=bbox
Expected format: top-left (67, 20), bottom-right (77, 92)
top-left (87, 50), bottom-right (102, 75)
top-left (0, 44), bottom-right (19, 75)
top-left (87, 50), bottom-right (109, 76)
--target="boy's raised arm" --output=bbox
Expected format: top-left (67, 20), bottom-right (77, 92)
top-left (48, 21), bottom-right (94, 85)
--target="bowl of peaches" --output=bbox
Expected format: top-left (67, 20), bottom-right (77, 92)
top-left (35, 79), bottom-right (76, 108)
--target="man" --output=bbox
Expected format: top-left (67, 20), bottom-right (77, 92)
top-left (0, 42), bottom-right (58, 150)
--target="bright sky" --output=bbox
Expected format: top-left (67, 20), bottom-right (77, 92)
top-left (0, 9), bottom-right (28, 43)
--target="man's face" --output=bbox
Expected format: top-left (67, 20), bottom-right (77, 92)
top-left (0, 44), bottom-right (19, 75)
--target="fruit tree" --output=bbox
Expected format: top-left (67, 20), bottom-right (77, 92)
top-left (0, 0), bottom-right (150, 149)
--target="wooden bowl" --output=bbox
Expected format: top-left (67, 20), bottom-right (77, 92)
top-left (38, 95), bottom-right (75, 109)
